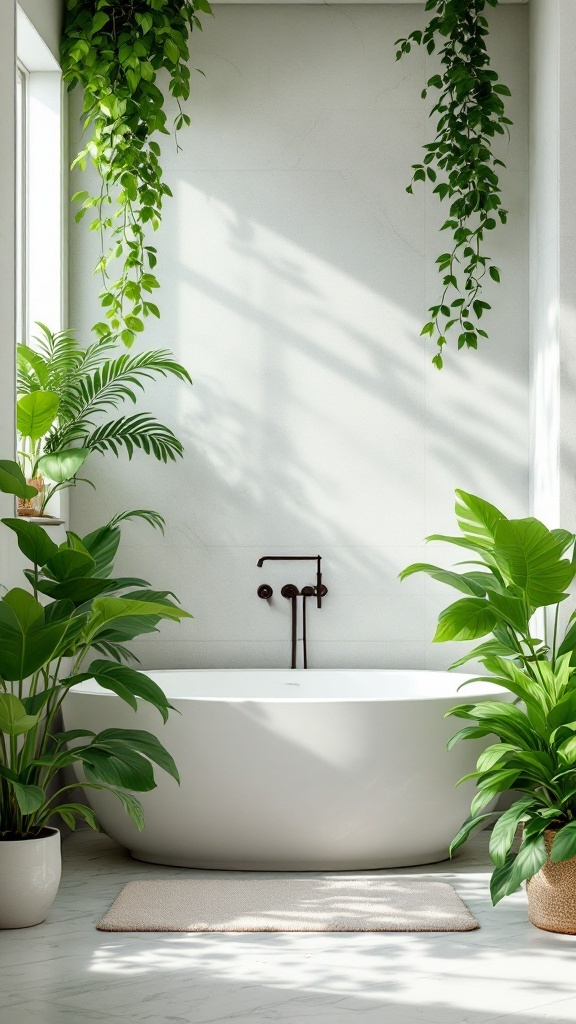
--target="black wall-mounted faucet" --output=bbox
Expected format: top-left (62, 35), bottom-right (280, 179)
top-left (256, 555), bottom-right (324, 608)
top-left (257, 556), bottom-right (327, 668)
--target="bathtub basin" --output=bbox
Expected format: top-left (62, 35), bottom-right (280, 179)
top-left (63, 669), bottom-right (504, 870)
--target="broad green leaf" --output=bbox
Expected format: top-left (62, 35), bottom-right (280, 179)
top-left (494, 518), bottom-right (575, 607)
top-left (470, 770), bottom-right (521, 816)
top-left (2, 518), bottom-right (58, 566)
top-left (488, 797), bottom-right (537, 867)
top-left (0, 461), bottom-right (38, 500)
top-left (399, 563), bottom-right (486, 596)
top-left (81, 524), bottom-right (121, 577)
top-left (548, 691), bottom-right (576, 731)
top-left (550, 822), bottom-right (576, 863)
top-left (33, 576), bottom-right (118, 603)
top-left (17, 391), bottom-right (60, 442)
top-left (43, 548), bottom-right (96, 582)
top-left (469, 700), bottom-right (538, 748)
top-left (81, 744), bottom-right (157, 791)
top-left (486, 590), bottom-right (528, 633)
top-left (88, 660), bottom-right (172, 722)
top-left (476, 743), bottom-right (521, 772)
top-left (11, 782), bottom-right (44, 815)
top-left (505, 833), bottom-right (548, 894)
top-left (490, 851), bottom-right (517, 905)
top-left (36, 448), bottom-right (90, 484)
top-left (455, 490), bottom-right (507, 547)
top-left (0, 598), bottom-right (68, 681)
top-left (449, 813), bottom-right (496, 857)
top-left (449, 638), bottom-right (518, 670)
top-left (0, 693), bottom-right (39, 736)
top-left (95, 728), bottom-right (179, 782)
top-left (2, 588), bottom-right (44, 631)
top-left (89, 595), bottom-right (191, 635)
top-left (446, 725), bottom-right (492, 750)
top-left (433, 598), bottom-right (498, 642)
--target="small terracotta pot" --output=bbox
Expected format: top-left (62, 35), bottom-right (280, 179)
top-left (526, 830), bottom-right (576, 934)
top-left (17, 475), bottom-right (44, 516)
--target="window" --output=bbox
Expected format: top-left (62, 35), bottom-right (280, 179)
top-left (15, 63), bottom-right (28, 347)
top-left (16, 5), bottom-right (64, 343)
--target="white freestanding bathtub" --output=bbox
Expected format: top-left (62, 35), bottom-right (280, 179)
top-left (64, 669), bottom-right (503, 870)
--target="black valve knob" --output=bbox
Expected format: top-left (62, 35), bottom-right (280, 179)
top-left (257, 584), bottom-right (273, 600)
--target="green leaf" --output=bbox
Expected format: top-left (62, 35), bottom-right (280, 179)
top-left (0, 601), bottom-right (68, 681)
top-left (550, 822), bottom-right (576, 863)
top-left (88, 660), bottom-right (173, 722)
top-left (433, 598), bottom-right (498, 642)
top-left (43, 548), bottom-right (96, 583)
top-left (455, 490), bottom-right (506, 547)
top-left (89, 595), bottom-right (191, 636)
top-left (399, 563), bottom-right (486, 596)
top-left (36, 448), bottom-right (91, 484)
top-left (449, 813), bottom-right (495, 856)
top-left (95, 728), bottom-right (179, 783)
top-left (11, 782), bottom-right (44, 815)
top-left (489, 797), bottom-right (536, 867)
top-left (494, 518), bottom-right (575, 606)
top-left (0, 693), bottom-right (39, 736)
top-left (470, 770), bottom-right (521, 816)
top-left (2, 518), bottom-right (59, 566)
top-left (0, 461), bottom-right (38, 500)
top-left (17, 392), bottom-right (60, 442)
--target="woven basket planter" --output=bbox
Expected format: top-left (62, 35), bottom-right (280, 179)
top-left (526, 830), bottom-right (576, 934)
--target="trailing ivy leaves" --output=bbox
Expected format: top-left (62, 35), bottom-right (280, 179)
top-left (396, 0), bottom-right (511, 367)
top-left (61, 0), bottom-right (212, 347)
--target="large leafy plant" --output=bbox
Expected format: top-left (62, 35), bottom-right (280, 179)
top-left (396, 0), bottom-right (511, 367)
top-left (61, 0), bottom-right (211, 348)
top-left (401, 491), bottom-right (576, 903)
top-left (17, 324), bottom-right (191, 513)
top-left (0, 461), bottom-right (190, 839)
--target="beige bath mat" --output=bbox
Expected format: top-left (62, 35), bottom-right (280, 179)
top-left (97, 876), bottom-right (479, 932)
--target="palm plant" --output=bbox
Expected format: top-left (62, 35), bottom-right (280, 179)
top-left (17, 324), bottom-right (191, 512)
top-left (0, 461), bottom-right (190, 839)
top-left (401, 491), bottom-right (576, 904)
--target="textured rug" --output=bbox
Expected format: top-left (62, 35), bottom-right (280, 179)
top-left (97, 876), bottom-right (479, 932)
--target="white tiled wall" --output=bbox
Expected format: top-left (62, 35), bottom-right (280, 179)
top-left (69, 4), bottom-right (530, 671)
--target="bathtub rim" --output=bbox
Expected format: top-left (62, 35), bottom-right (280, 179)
top-left (68, 667), bottom-right (509, 704)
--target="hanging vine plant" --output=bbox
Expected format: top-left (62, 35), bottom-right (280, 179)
top-left (61, 0), bottom-right (212, 348)
top-left (396, 0), bottom-right (511, 368)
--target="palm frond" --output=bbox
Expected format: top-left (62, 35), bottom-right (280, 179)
top-left (63, 349), bottom-right (192, 424)
top-left (106, 509), bottom-right (166, 533)
top-left (81, 415), bottom-right (184, 462)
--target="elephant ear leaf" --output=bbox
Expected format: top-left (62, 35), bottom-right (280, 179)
top-left (455, 490), bottom-right (507, 548)
top-left (17, 391), bottom-right (60, 442)
top-left (494, 518), bottom-right (575, 607)
top-left (36, 448), bottom-right (90, 484)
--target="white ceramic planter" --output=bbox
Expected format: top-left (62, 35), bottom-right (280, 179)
top-left (0, 828), bottom-right (61, 929)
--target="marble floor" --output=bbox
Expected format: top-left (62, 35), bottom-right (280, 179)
top-left (0, 831), bottom-right (575, 1024)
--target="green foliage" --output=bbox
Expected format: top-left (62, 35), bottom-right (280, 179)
top-left (401, 490), bottom-right (576, 904)
top-left (0, 461), bottom-right (191, 839)
top-left (17, 324), bottom-right (192, 512)
top-left (396, 0), bottom-right (511, 367)
top-left (61, 0), bottom-right (212, 346)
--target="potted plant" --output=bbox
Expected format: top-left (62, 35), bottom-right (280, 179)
top-left (16, 323), bottom-right (191, 516)
top-left (0, 460), bottom-right (190, 929)
top-left (401, 491), bottom-right (576, 933)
